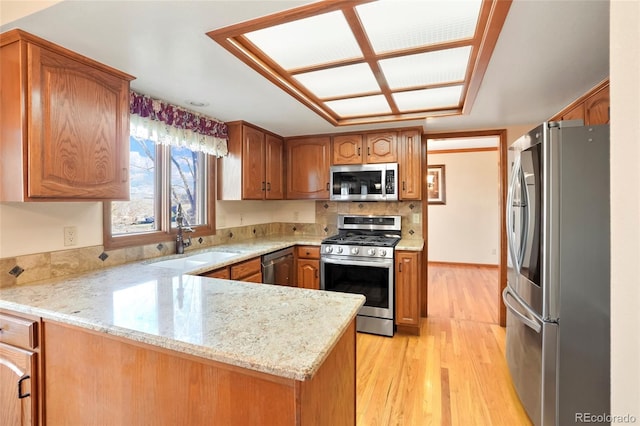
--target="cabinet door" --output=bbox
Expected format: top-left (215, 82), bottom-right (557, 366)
top-left (365, 132), bottom-right (397, 164)
top-left (560, 103), bottom-right (585, 122)
top-left (0, 343), bottom-right (37, 426)
top-left (265, 134), bottom-right (284, 199)
top-left (395, 251), bottom-right (420, 326)
top-left (332, 135), bottom-right (363, 165)
top-left (28, 44), bottom-right (129, 199)
top-left (297, 259), bottom-right (320, 290)
top-left (399, 130), bottom-right (422, 200)
top-left (242, 125), bottom-right (266, 199)
top-left (585, 85), bottom-right (610, 125)
top-left (286, 137), bottom-right (330, 199)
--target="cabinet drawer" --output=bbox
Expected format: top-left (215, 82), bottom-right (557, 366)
top-left (201, 267), bottom-right (230, 279)
top-left (0, 313), bottom-right (38, 349)
top-left (296, 246), bottom-right (320, 259)
top-left (230, 257), bottom-right (262, 280)
top-left (242, 271), bottom-right (263, 284)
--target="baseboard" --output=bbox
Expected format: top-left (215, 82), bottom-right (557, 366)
top-left (428, 261), bottom-right (498, 269)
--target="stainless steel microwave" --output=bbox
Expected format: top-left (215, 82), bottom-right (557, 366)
top-left (329, 163), bottom-right (398, 201)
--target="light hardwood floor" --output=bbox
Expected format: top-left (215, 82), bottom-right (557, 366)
top-left (356, 263), bottom-right (532, 426)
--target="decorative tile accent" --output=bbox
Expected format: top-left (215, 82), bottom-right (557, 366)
top-left (409, 203), bottom-right (415, 210)
top-left (292, 226), bottom-right (297, 232)
top-left (253, 228), bottom-right (256, 234)
top-left (409, 229), bottom-right (415, 235)
top-left (229, 232), bottom-right (234, 238)
top-left (323, 227), bottom-right (329, 233)
top-left (98, 252), bottom-right (109, 262)
top-left (9, 266), bottom-right (24, 277)
top-left (198, 237), bottom-right (204, 244)
top-left (156, 243), bottom-right (164, 251)
top-left (323, 203), bottom-right (329, 209)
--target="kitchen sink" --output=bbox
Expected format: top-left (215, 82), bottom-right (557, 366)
top-left (147, 251), bottom-right (238, 271)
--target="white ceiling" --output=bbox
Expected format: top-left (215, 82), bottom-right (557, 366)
top-left (0, 0), bottom-right (609, 138)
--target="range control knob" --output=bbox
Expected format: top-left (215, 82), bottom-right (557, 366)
top-left (367, 248), bottom-right (376, 256)
top-left (351, 247), bottom-right (360, 255)
top-left (379, 249), bottom-right (387, 257)
top-left (336, 247), bottom-right (344, 254)
top-left (325, 246), bottom-right (333, 253)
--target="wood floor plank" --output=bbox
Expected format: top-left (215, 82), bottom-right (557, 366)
top-left (356, 264), bottom-right (531, 426)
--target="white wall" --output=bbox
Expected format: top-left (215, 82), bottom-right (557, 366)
top-left (428, 150), bottom-right (499, 265)
top-left (611, 1), bottom-right (640, 421)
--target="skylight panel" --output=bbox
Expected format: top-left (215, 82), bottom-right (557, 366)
top-left (244, 11), bottom-right (363, 70)
top-left (393, 86), bottom-right (463, 112)
top-left (293, 63), bottom-right (380, 98)
top-left (356, 0), bottom-right (482, 53)
top-left (380, 46), bottom-right (472, 89)
top-left (325, 95), bottom-right (392, 117)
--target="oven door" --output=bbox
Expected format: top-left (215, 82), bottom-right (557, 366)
top-left (320, 255), bottom-right (394, 319)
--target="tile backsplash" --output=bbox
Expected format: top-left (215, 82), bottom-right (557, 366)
top-left (1, 202), bottom-right (422, 288)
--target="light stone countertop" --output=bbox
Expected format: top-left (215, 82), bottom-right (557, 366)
top-left (0, 236), bottom-right (422, 380)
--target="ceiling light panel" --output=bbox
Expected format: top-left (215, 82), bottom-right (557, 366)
top-left (356, 0), bottom-right (483, 53)
top-left (393, 85), bottom-right (463, 112)
top-left (293, 63), bottom-right (380, 98)
top-left (244, 11), bottom-right (362, 70)
top-left (325, 95), bottom-right (392, 117)
top-left (380, 46), bottom-right (471, 89)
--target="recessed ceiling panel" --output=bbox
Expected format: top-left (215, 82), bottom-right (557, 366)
top-left (293, 63), bottom-right (380, 98)
top-left (380, 46), bottom-right (471, 89)
top-left (356, 0), bottom-right (482, 53)
top-left (244, 11), bottom-right (362, 70)
top-left (393, 86), bottom-right (463, 112)
top-left (325, 95), bottom-right (392, 117)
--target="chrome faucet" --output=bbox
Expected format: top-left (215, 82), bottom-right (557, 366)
top-left (175, 203), bottom-right (194, 254)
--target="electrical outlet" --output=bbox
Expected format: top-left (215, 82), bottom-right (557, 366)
top-left (64, 226), bottom-right (78, 246)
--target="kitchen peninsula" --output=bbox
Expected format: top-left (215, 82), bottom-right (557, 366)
top-left (0, 246), bottom-right (365, 425)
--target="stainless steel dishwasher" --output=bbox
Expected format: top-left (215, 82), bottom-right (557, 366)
top-left (261, 247), bottom-right (294, 286)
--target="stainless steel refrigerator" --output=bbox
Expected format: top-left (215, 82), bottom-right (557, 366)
top-left (504, 121), bottom-right (610, 426)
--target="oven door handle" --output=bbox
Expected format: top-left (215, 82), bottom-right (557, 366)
top-left (321, 256), bottom-right (394, 268)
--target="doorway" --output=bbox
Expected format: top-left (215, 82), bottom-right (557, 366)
top-left (422, 130), bottom-right (508, 326)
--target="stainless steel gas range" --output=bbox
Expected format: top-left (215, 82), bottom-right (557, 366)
top-left (320, 214), bottom-right (401, 337)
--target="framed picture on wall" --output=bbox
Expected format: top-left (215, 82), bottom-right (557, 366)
top-left (427, 165), bottom-right (446, 205)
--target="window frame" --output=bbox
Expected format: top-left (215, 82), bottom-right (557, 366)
top-left (103, 143), bottom-right (216, 251)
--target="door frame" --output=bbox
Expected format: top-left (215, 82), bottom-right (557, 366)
top-left (422, 129), bottom-right (508, 326)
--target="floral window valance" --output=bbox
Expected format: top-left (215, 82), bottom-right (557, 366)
top-left (129, 91), bottom-right (228, 157)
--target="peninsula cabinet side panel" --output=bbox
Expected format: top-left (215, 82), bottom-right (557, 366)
top-left (43, 321), bottom-right (297, 426)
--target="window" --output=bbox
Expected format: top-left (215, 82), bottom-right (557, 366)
top-left (103, 136), bottom-right (215, 250)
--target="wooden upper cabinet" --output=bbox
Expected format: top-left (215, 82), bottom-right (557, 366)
top-left (553, 79), bottom-right (609, 126)
top-left (218, 121), bottom-right (284, 200)
top-left (332, 132), bottom-right (397, 165)
top-left (286, 136), bottom-right (331, 199)
top-left (398, 129), bottom-right (422, 200)
top-left (584, 85), bottom-right (609, 125)
top-left (0, 29), bottom-right (134, 201)
top-left (332, 135), bottom-right (363, 165)
top-left (366, 132), bottom-right (397, 163)
top-left (265, 134), bottom-right (284, 199)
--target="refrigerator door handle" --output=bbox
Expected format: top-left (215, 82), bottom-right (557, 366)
top-left (507, 157), bottom-right (525, 272)
top-left (502, 287), bottom-right (542, 333)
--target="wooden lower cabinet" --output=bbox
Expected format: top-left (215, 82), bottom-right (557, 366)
top-left (395, 250), bottom-right (421, 335)
top-left (42, 320), bottom-right (356, 425)
top-left (200, 257), bottom-right (262, 283)
top-left (0, 312), bottom-right (40, 426)
top-left (296, 246), bottom-right (320, 290)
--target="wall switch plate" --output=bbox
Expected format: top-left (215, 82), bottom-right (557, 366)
top-left (64, 226), bottom-right (78, 246)
top-left (412, 213), bottom-right (421, 224)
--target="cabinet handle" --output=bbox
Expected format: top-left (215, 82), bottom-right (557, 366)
top-left (357, 147), bottom-right (361, 156)
top-left (261, 181), bottom-right (266, 191)
top-left (267, 182), bottom-right (271, 191)
top-left (326, 182), bottom-right (330, 190)
top-left (367, 147), bottom-right (371, 156)
top-left (315, 270), bottom-right (318, 278)
top-left (18, 375), bottom-right (31, 399)
top-left (402, 181), bottom-right (406, 190)
top-left (399, 263), bottom-right (403, 273)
